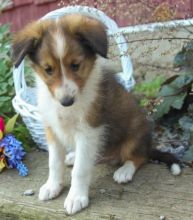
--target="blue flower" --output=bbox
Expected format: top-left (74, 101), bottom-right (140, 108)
top-left (0, 134), bottom-right (28, 176)
top-left (16, 162), bottom-right (28, 176)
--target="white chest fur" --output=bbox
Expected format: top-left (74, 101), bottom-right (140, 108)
top-left (35, 57), bottom-right (105, 148)
top-left (37, 82), bottom-right (84, 147)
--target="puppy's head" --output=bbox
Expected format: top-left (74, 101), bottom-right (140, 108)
top-left (12, 14), bottom-right (108, 107)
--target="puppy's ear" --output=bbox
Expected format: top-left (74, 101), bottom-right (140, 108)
top-left (78, 16), bottom-right (108, 58)
top-left (12, 38), bottom-right (38, 68)
top-left (12, 21), bottom-right (50, 67)
top-left (65, 15), bottom-right (108, 58)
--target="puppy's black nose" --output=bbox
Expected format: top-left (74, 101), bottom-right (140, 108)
top-left (60, 96), bottom-right (74, 107)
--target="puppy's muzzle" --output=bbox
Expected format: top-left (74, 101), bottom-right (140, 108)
top-left (60, 96), bottom-right (74, 107)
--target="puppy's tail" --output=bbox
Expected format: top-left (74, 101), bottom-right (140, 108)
top-left (150, 149), bottom-right (182, 176)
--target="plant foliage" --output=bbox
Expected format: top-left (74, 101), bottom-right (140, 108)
top-left (0, 24), bottom-right (14, 116)
top-left (153, 74), bottom-right (193, 119)
top-left (135, 42), bottom-right (193, 121)
top-left (0, 21), bottom-right (34, 151)
top-left (174, 41), bottom-right (193, 70)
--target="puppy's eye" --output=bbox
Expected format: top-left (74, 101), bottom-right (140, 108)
top-left (44, 66), bottom-right (53, 75)
top-left (70, 63), bottom-right (80, 72)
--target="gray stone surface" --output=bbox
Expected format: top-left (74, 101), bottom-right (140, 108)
top-left (110, 25), bottom-right (193, 68)
top-left (0, 151), bottom-right (193, 220)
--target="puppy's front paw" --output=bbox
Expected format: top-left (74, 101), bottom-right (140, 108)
top-left (64, 188), bottom-right (89, 215)
top-left (39, 181), bottom-right (64, 201)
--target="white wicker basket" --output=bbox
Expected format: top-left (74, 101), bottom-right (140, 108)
top-left (12, 6), bottom-right (135, 150)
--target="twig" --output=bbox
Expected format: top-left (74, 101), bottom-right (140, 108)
top-left (183, 26), bottom-right (193, 35)
top-left (109, 37), bottom-right (193, 47)
top-left (134, 62), bottom-right (180, 72)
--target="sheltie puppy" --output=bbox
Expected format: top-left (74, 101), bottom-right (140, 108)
top-left (12, 14), bottom-right (181, 215)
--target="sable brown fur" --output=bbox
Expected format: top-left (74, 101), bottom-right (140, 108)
top-left (12, 13), bottom-right (182, 215)
top-left (86, 70), bottom-right (152, 167)
top-left (12, 14), bottom-right (107, 67)
top-left (12, 13), bottom-right (181, 189)
top-left (12, 14), bottom-right (153, 169)
top-left (12, 14), bottom-right (107, 98)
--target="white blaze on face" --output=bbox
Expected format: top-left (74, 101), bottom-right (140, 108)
top-left (54, 28), bottom-right (78, 101)
top-left (55, 28), bottom-right (66, 59)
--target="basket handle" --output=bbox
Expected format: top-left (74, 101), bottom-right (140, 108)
top-left (13, 60), bottom-right (27, 98)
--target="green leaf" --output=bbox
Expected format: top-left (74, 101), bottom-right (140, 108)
top-left (174, 41), bottom-right (193, 69)
top-left (171, 93), bottom-right (186, 109)
top-left (174, 52), bottom-right (186, 67)
top-left (5, 114), bottom-right (19, 134)
top-left (153, 74), bottom-right (193, 120)
top-left (153, 96), bottom-right (172, 119)
top-left (170, 75), bottom-right (193, 88)
top-left (134, 76), bottom-right (165, 98)
top-left (153, 93), bottom-right (187, 119)
top-left (159, 85), bottom-right (176, 96)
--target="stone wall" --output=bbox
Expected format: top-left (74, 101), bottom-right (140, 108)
top-left (109, 23), bottom-right (193, 80)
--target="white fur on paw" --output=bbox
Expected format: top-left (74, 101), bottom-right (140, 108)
top-left (113, 161), bottom-right (136, 184)
top-left (64, 189), bottom-right (89, 215)
top-left (39, 181), bottom-right (64, 201)
top-left (65, 152), bottom-right (75, 167)
top-left (170, 163), bottom-right (181, 176)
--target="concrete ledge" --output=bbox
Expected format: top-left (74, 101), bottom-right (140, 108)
top-left (0, 151), bottom-right (193, 220)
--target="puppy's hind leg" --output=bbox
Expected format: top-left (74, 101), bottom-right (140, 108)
top-left (113, 156), bottom-right (146, 184)
top-left (113, 139), bottom-right (147, 184)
